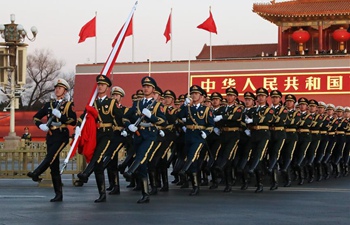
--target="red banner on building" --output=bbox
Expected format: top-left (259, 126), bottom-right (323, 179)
top-left (191, 70), bottom-right (350, 96)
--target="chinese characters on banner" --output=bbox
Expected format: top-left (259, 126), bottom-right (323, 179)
top-left (191, 71), bottom-right (350, 96)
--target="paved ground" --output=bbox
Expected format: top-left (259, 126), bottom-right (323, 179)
top-left (1, 174), bottom-right (349, 225)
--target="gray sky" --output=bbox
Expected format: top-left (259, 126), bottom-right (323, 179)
top-left (0, 0), bottom-right (278, 73)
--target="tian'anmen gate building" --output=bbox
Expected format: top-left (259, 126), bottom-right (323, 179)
top-left (74, 0), bottom-right (350, 111)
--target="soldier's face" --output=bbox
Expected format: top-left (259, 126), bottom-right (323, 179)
top-left (226, 94), bottom-right (236, 104)
top-left (309, 105), bottom-right (317, 113)
top-left (164, 96), bottom-right (173, 106)
top-left (285, 100), bottom-right (294, 109)
top-left (318, 107), bottom-right (325, 114)
top-left (299, 104), bottom-right (308, 111)
top-left (211, 98), bottom-right (221, 108)
top-left (271, 96), bottom-right (280, 105)
top-left (112, 94), bottom-right (122, 103)
top-left (345, 111), bottom-right (350, 118)
top-left (257, 95), bottom-right (267, 105)
top-left (327, 109), bottom-right (334, 116)
top-left (336, 111), bottom-right (343, 117)
top-left (97, 83), bottom-right (108, 95)
top-left (245, 98), bottom-right (254, 108)
top-left (55, 86), bottom-right (67, 98)
top-left (191, 92), bottom-right (201, 102)
top-left (143, 85), bottom-right (154, 97)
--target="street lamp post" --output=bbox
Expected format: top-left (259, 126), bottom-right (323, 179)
top-left (0, 14), bottom-right (37, 149)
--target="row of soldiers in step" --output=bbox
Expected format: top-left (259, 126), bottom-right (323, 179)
top-left (78, 74), bottom-right (350, 202)
top-left (26, 74), bottom-right (350, 203)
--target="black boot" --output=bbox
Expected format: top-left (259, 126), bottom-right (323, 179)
top-left (223, 168), bottom-right (233, 192)
top-left (137, 178), bottom-right (150, 203)
top-left (240, 171), bottom-right (248, 190)
top-left (255, 171), bottom-right (263, 193)
top-left (50, 175), bottom-right (63, 202)
top-left (27, 158), bottom-right (51, 182)
top-left (77, 161), bottom-right (95, 183)
top-left (94, 173), bottom-right (106, 203)
top-left (189, 173), bottom-right (199, 196)
top-left (344, 165), bottom-right (349, 177)
top-left (334, 163), bottom-right (341, 178)
top-left (200, 170), bottom-right (209, 186)
top-left (109, 171), bottom-right (120, 195)
top-left (270, 168), bottom-right (278, 190)
top-left (283, 169), bottom-right (292, 187)
top-left (133, 177), bottom-right (142, 191)
top-left (209, 168), bottom-right (219, 189)
top-left (127, 177), bottom-right (136, 188)
top-left (308, 165), bottom-right (314, 183)
top-left (298, 167), bottom-right (305, 185)
top-left (323, 163), bottom-right (330, 180)
top-left (159, 169), bottom-right (169, 192)
top-left (149, 171), bottom-right (158, 195)
top-left (106, 169), bottom-right (115, 191)
top-left (316, 163), bottom-right (323, 182)
top-left (123, 160), bottom-right (141, 180)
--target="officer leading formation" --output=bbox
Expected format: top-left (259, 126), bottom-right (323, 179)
top-left (28, 75), bottom-right (350, 203)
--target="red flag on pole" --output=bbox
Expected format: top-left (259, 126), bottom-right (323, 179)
top-left (197, 11), bottom-right (217, 34)
top-left (164, 12), bottom-right (172, 43)
top-left (112, 16), bottom-right (133, 47)
top-left (78, 16), bottom-right (96, 43)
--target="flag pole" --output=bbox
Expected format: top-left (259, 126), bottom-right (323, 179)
top-left (95, 11), bottom-right (97, 64)
top-left (188, 51), bottom-right (191, 92)
top-left (209, 6), bottom-right (212, 61)
top-left (132, 16), bottom-right (135, 63)
top-left (170, 8), bottom-right (173, 62)
top-left (148, 56), bottom-right (151, 77)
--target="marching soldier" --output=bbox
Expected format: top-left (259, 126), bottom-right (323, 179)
top-left (236, 92), bottom-right (255, 190)
top-left (177, 85), bottom-right (214, 196)
top-left (267, 90), bottom-right (287, 190)
top-left (279, 94), bottom-right (301, 187)
top-left (122, 76), bottom-right (166, 203)
top-left (203, 92), bottom-right (223, 189)
top-left (343, 107), bottom-right (350, 176)
top-left (322, 104), bottom-right (337, 180)
top-left (314, 101), bottom-right (329, 181)
top-left (292, 97), bottom-right (312, 185)
top-left (304, 99), bottom-right (323, 183)
top-left (103, 86), bottom-right (128, 195)
top-left (76, 75), bottom-right (119, 203)
top-left (28, 78), bottom-right (76, 202)
top-left (214, 87), bottom-right (242, 192)
top-left (332, 106), bottom-right (347, 178)
top-left (245, 87), bottom-right (274, 193)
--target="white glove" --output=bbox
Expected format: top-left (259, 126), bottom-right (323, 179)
top-left (245, 117), bottom-right (253, 124)
top-left (52, 108), bottom-right (62, 119)
top-left (201, 131), bottom-right (207, 139)
top-left (214, 127), bottom-right (220, 136)
top-left (51, 122), bottom-right (62, 127)
top-left (184, 97), bottom-right (191, 106)
top-left (142, 108), bottom-right (152, 118)
top-left (244, 129), bottom-right (251, 137)
top-left (75, 126), bottom-right (82, 137)
top-left (159, 130), bottom-right (165, 137)
top-left (182, 126), bottom-right (187, 132)
top-left (121, 130), bottom-right (128, 137)
top-left (182, 118), bottom-right (187, 123)
top-left (39, 124), bottom-right (49, 132)
top-left (128, 124), bottom-right (138, 132)
top-left (214, 115), bottom-right (223, 122)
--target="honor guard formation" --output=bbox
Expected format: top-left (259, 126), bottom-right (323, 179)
top-left (27, 75), bottom-right (350, 203)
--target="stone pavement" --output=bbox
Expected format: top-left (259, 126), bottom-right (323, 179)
top-left (1, 175), bottom-right (350, 225)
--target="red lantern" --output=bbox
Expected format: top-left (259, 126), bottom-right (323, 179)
top-left (333, 27), bottom-right (350, 51)
top-left (292, 28), bottom-right (310, 52)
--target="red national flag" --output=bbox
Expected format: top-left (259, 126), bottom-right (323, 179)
top-left (164, 12), bottom-right (172, 43)
top-left (78, 16), bottom-right (96, 43)
top-left (112, 16), bottom-right (133, 47)
top-left (197, 11), bottom-right (217, 34)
